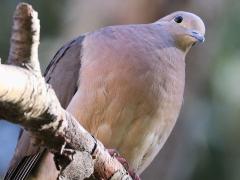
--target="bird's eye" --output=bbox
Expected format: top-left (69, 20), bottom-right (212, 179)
top-left (174, 16), bottom-right (183, 23)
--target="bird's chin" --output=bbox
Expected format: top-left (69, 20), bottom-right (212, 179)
top-left (176, 36), bottom-right (196, 52)
top-left (186, 35), bottom-right (198, 44)
top-left (186, 36), bottom-right (201, 48)
top-left (191, 42), bottom-right (197, 47)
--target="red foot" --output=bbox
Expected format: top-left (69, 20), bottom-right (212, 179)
top-left (108, 149), bottom-right (141, 180)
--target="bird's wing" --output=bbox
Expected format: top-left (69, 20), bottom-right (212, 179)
top-left (4, 35), bottom-right (85, 180)
top-left (44, 35), bottom-right (85, 108)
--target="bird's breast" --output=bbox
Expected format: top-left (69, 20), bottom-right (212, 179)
top-left (67, 29), bottom-right (185, 172)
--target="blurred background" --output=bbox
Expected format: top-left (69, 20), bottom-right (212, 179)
top-left (0, 0), bottom-right (239, 179)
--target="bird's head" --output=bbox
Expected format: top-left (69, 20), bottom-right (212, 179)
top-left (155, 11), bottom-right (205, 52)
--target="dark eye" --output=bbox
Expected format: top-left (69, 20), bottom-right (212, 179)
top-left (174, 16), bottom-right (183, 23)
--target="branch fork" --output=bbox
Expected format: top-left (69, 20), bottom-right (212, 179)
top-left (0, 3), bottom-right (132, 180)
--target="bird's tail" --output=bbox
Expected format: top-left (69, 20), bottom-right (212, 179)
top-left (4, 150), bottom-right (45, 180)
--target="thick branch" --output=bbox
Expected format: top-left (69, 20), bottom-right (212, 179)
top-left (8, 3), bottom-right (40, 72)
top-left (0, 3), bottom-right (132, 180)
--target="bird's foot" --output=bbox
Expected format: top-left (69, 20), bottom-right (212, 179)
top-left (108, 149), bottom-right (141, 180)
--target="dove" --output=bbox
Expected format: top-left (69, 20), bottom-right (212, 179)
top-left (4, 11), bottom-right (205, 180)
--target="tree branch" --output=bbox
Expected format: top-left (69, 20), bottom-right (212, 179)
top-left (0, 3), bottom-right (132, 180)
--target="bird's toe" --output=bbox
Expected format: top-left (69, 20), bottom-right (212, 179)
top-left (107, 149), bottom-right (141, 180)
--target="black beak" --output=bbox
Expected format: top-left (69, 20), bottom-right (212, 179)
top-left (190, 31), bottom-right (205, 43)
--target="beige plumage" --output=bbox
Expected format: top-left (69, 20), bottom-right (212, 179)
top-left (5, 11), bottom-right (205, 180)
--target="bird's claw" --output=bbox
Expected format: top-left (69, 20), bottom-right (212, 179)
top-left (107, 149), bottom-right (141, 180)
top-left (108, 148), bottom-right (121, 157)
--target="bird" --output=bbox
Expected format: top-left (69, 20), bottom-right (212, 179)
top-left (4, 11), bottom-right (205, 180)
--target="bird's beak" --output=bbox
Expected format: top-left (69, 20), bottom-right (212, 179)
top-left (189, 30), bottom-right (205, 43)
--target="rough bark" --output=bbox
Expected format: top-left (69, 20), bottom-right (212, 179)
top-left (0, 3), bottom-right (132, 180)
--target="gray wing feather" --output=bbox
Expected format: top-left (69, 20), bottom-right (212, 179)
top-left (4, 35), bottom-right (85, 180)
